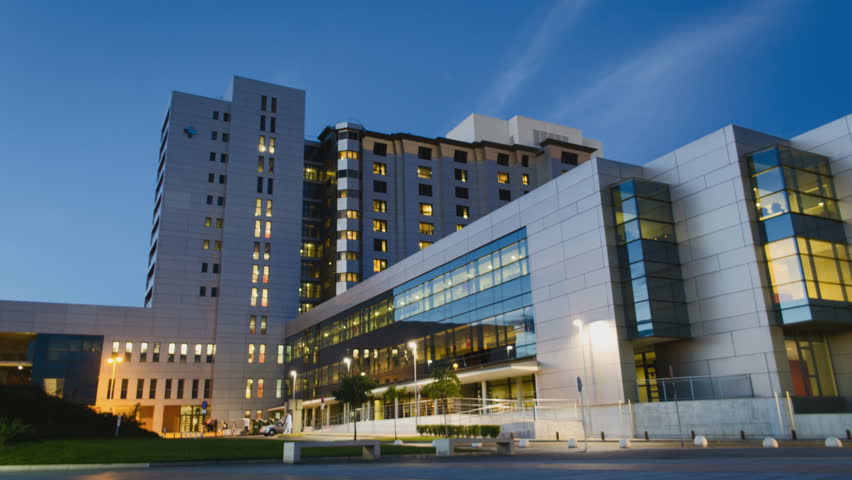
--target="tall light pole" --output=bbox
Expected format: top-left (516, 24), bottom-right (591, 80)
top-left (343, 357), bottom-right (351, 376)
top-left (408, 341), bottom-right (418, 425)
top-left (106, 356), bottom-right (123, 400)
top-left (573, 319), bottom-right (588, 452)
top-left (289, 370), bottom-right (297, 408)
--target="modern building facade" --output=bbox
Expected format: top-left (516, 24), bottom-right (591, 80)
top-left (0, 76), bottom-right (849, 438)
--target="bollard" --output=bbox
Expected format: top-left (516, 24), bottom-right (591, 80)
top-left (846, 429), bottom-right (851, 441)
top-left (556, 432), bottom-right (560, 441)
top-left (600, 432), bottom-right (605, 441)
top-left (762, 437), bottom-right (779, 448)
top-left (619, 438), bottom-right (631, 449)
top-left (825, 437), bottom-right (843, 448)
top-left (791, 429), bottom-right (798, 440)
top-left (644, 431), bottom-right (649, 441)
top-left (690, 430), bottom-right (696, 440)
top-left (740, 430), bottom-right (746, 441)
top-left (510, 432), bottom-right (515, 440)
top-left (393, 439), bottom-right (403, 445)
top-left (471, 442), bottom-right (482, 448)
top-left (694, 435), bottom-right (708, 448)
top-left (518, 439), bottom-right (529, 448)
top-left (567, 438), bottom-right (577, 448)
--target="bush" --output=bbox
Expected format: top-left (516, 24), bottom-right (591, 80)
top-left (0, 418), bottom-right (32, 447)
top-left (415, 424), bottom-right (500, 438)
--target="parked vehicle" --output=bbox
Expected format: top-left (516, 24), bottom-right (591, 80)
top-left (260, 422), bottom-right (284, 436)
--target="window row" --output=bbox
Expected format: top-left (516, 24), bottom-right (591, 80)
top-left (204, 217), bottom-right (224, 228)
top-left (259, 115), bottom-right (277, 133)
top-left (110, 341), bottom-right (216, 364)
top-left (211, 110), bottom-right (230, 122)
top-left (108, 378), bottom-right (212, 401)
top-left (258, 136), bottom-right (276, 153)
top-left (210, 131), bottom-right (229, 142)
top-left (249, 315), bottom-right (267, 335)
top-left (209, 152), bottom-right (228, 163)
top-left (251, 264), bottom-right (270, 284)
top-left (247, 343), bottom-right (284, 364)
top-left (200, 263), bottom-right (220, 273)
top-left (252, 242), bottom-right (271, 260)
top-left (254, 199), bottom-right (273, 217)
top-left (258, 156), bottom-right (275, 173)
top-left (205, 195), bottom-right (225, 206)
top-left (207, 173), bottom-right (227, 184)
top-left (256, 177), bottom-right (274, 194)
top-left (202, 239), bottom-right (222, 250)
top-left (253, 220), bottom-right (272, 238)
top-left (260, 95), bottom-right (278, 113)
top-left (250, 288), bottom-right (269, 307)
top-left (244, 378), bottom-right (284, 399)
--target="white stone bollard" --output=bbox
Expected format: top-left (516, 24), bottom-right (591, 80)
top-left (471, 442), bottom-right (482, 448)
top-left (566, 438), bottom-right (577, 448)
top-left (694, 435), bottom-right (709, 448)
top-left (518, 439), bottom-right (529, 448)
top-left (619, 438), bottom-right (631, 448)
top-left (393, 439), bottom-right (403, 445)
top-left (762, 437), bottom-right (779, 448)
top-left (825, 436), bottom-right (843, 448)
top-left (431, 439), bottom-right (438, 447)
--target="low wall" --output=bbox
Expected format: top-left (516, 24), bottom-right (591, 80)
top-left (795, 414), bottom-right (852, 439)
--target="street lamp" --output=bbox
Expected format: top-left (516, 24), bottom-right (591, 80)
top-left (573, 319), bottom-right (588, 452)
top-left (343, 357), bottom-right (351, 376)
top-left (106, 356), bottom-right (123, 400)
top-left (506, 345), bottom-right (514, 359)
top-left (289, 370), bottom-right (297, 408)
top-left (408, 341), bottom-right (418, 425)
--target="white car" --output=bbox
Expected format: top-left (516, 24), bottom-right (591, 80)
top-left (260, 422), bottom-right (285, 436)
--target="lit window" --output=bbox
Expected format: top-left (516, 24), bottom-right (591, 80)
top-left (304, 167), bottom-right (319, 180)
top-left (194, 344), bottom-right (202, 363)
top-left (456, 224), bottom-right (465, 231)
top-left (455, 169), bottom-right (467, 182)
top-left (255, 199), bottom-right (262, 216)
top-left (250, 288), bottom-right (258, 306)
top-left (215, 218), bottom-right (223, 228)
top-left (265, 221), bottom-right (272, 239)
top-left (374, 239), bottom-right (387, 252)
top-left (139, 342), bottom-right (148, 362)
top-left (268, 137), bottom-right (275, 154)
top-left (419, 222), bottom-right (434, 235)
top-left (258, 157), bottom-right (264, 173)
top-left (339, 230), bottom-right (359, 240)
top-left (259, 344), bottom-right (266, 363)
top-left (417, 166), bottom-right (432, 179)
top-left (456, 205), bottom-right (469, 219)
top-left (339, 151), bottom-right (359, 160)
top-left (373, 219), bottom-right (387, 232)
top-left (264, 243), bottom-right (271, 260)
top-left (263, 265), bottom-right (270, 284)
top-left (373, 162), bottom-right (387, 175)
top-left (251, 265), bottom-right (259, 283)
top-left (168, 343), bottom-right (176, 362)
top-left (204, 217), bottom-right (212, 227)
top-left (260, 316), bottom-right (267, 334)
top-left (338, 251), bottom-right (358, 260)
top-left (254, 220), bottom-right (261, 237)
top-left (277, 345), bottom-right (285, 364)
top-left (253, 242), bottom-right (260, 260)
top-left (124, 342), bottom-right (133, 362)
top-left (373, 200), bottom-right (387, 213)
top-left (258, 136), bottom-right (266, 152)
top-left (276, 379), bottom-right (283, 398)
top-left (419, 241), bottom-right (433, 250)
top-left (214, 240), bottom-right (222, 251)
top-left (206, 344), bottom-right (215, 363)
top-left (257, 378), bottom-right (265, 398)
top-left (248, 344), bottom-right (255, 363)
top-left (266, 200), bottom-right (272, 217)
top-left (497, 172), bottom-right (510, 184)
top-left (337, 272), bottom-right (361, 282)
top-left (373, 259), bottom-right (387, 272)
top-left (245, 378), bottom-right (253, 399)
top-left (249, 315), bottom-right (257, 334)
top-left (180, 343), bottom-right (187, 362)
top-left (340, 210), bottom-right (360, 219)
top-left (522, 173), bottom-right (529, 185)
top-left (203, 240), bottom-right (210, 250)
top-left (419, 203), bottom-right (433, 216)
top-left (261, 288), bottom-right (268, 307)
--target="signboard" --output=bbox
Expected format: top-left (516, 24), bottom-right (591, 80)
top-left (201, 400), bottom-right (209, 409)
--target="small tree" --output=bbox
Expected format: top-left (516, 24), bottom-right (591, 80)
top-left (332, 375), bottom-right (378, 441)
top-left (421, 367), bottom-right (461, 438)
top-left (382, 385), bottom-right (407, 440)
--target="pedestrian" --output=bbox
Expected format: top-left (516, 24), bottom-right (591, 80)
top-left (243, 417), bottom-right (250, 435)
top-left (284, 410), bottom-right (293, 434)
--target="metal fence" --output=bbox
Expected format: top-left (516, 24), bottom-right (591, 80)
top-left (637, 374), bottom-right (754, 402)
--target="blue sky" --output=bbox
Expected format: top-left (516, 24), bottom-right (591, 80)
top-left (1, 0), bottom-right (851, 307)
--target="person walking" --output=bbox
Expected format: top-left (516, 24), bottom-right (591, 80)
top-left (284, 410), bottom-right (293, 434)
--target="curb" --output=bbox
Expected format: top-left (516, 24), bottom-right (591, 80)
top-left (0, 463), bottom-right (150, 472)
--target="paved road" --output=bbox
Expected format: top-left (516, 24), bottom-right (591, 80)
top-left (4, 450), bottom-right (852, 480)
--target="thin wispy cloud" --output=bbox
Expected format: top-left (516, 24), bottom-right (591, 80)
top-left (478, 0), bottom-right (590, 115)
top-left (550, 0), bottom-right (789, 158)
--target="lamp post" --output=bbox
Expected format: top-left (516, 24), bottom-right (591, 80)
top-left (408, 341), bottom-right (418, 425)
top-left (506, 345), bottom-right (514, 359)
top-left (573, 319), bottom-right (588, 452)
top-left (289, 370), bottom-right (297, 408)
top-left (106, 356), bottom-right (123, 400)
top-left (343, 357), bottom-right (351, 376)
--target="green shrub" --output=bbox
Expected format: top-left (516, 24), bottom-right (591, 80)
top-left (0, 418), bottom-right (31, 447)
top-left (414, 424), bottom-right (500, 438)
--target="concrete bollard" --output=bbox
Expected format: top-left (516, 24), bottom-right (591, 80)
top-left (825, 437), bottom-right (843, 448)
top-left (518, 439), bottom-right (529, 448)
top-left (567, 438), bottom-right (577, 448)
top-left (694, 435), bottom-right (709, 448)
top-left (393, 439), bottom-right (403, 445)
top-left (619, 438), bottom-right (631, 449)
top-left (471, 442), bottom-right (482, 448)
top-left (762, 437), bottom-right (779, 448)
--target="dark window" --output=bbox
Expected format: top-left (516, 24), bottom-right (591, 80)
top-left (136, 379), bottom-right (144, 399)
top-left (454, 169), bottom-right (467, 181)
top-left (267, 178), bottom-right (274, 194)
top-left (499, 189), bottom-right (511, 201)
top-left (217, 196), bottom-right (225, 206)
top-left (418, 146), bottom-right (432, 160)
top-left (522, 155), bottom-right (529, 167)
top-left (211, 287), bottom-right (218, 297)
top-left (220, 153), bottom-right (228, 163)
top-left (373, 238), bottom-right (387, 252)
top-left (497, 153), bottom-right (509, 165)
top-left (454, 150), bottom-right (468, 163)
top-left (201, 263), bottom-right (208, 273)
top-left (203, 379), bottom-right (212, 398)
top-left (455, 187), bottom-right (469, 199)
top-left (208, 173), bottom-right (215, 183)
top-left (223, 112), bottom-right (230, 122)
top-left (177, 379), bottom-right (184, 399)
top-left (212, 111), bottom-right (219, 120)
top-left (418, 184), bottom-right (433, 196)
top-left (374, 180), bottom-right (387, 193)
top-left (373, 142), bottom-right (388, 156)
top-left (212, 264), bottom-right (220, 274)
top-left (218, 175), bottom-right (226, 184)
top-left (270, 117), bottom-right (276, 133)
top-left (149, 379), bottom-right (157, 399)
top-left (120, 379), bottom-right (128, 399)
top-left (222, 133), bottom-right (229, 142)
top-left (348, 131), bottom-right (359, 140)
top-left (271, 97), bottom-right (277, 113)
top-left (164, 379), bottom-right (172, 399)
top-left (211, 131), bottom-right (218, 140)
top-left (192, 379), bottom-right (199, 399)
top-left (261, 95), bottom-right (267, 111)
top-left (206, 195), bottom-right (213, 205)
top-left (209, 152), bottom-right (216, 161)
top-left (260, 115), bottom-right (266, 131)
top-left (561, 151), bottom-right (579, 165)
top-left (257, 177), bottom-right (264, 193)
top-left (456, 205), bottom-right (469, 218)
top-left (199, 286), bottom-right (206, 296)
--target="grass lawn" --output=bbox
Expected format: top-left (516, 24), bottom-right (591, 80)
top-left (0, 438), bottom-right (435, 465)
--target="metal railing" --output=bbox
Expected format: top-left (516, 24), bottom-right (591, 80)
top-left (637, 374), bottom-right (754, 402)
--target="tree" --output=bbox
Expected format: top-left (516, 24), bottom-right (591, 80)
top-left (332, 375), bottom-right (378, 441)
top-left (382, 385), bottom-right (407, 440)
top-left (421, 367), bottom-right (461, 437)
